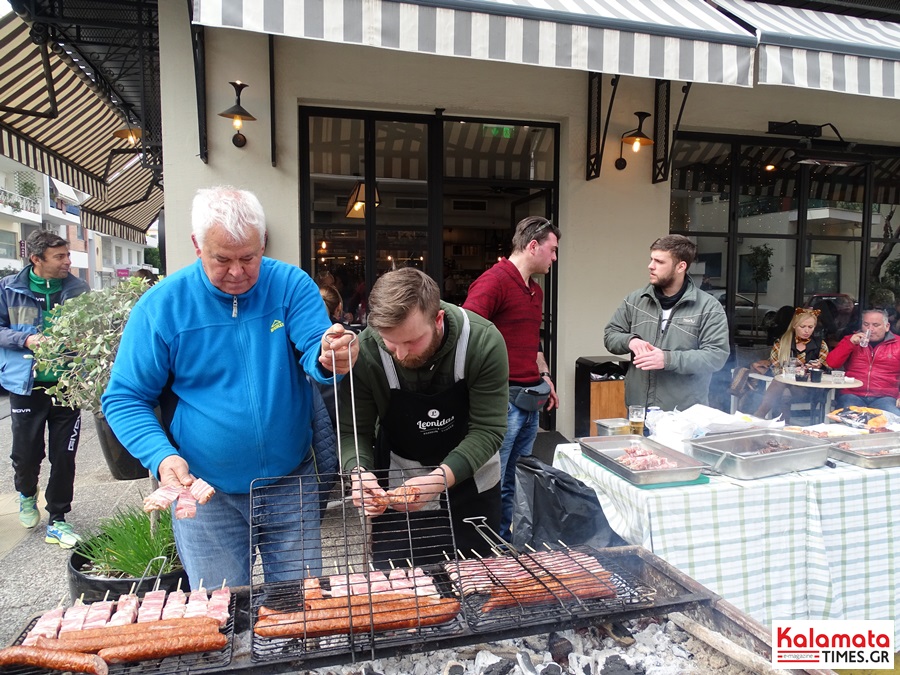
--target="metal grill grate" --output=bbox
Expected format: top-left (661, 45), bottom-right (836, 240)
top-left (3, 594), bottom-right (236, 675)
top-left (249, 470), bottom-right (656, 665)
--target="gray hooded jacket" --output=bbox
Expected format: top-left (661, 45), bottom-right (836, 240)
top-left (604, 278), bottom-right (730, 411)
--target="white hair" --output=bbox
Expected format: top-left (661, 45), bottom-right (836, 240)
top-left (192, 186), bottom-right (266, 249)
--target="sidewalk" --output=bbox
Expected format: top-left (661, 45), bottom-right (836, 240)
top-left (0, 399), bottom-right (153, 647)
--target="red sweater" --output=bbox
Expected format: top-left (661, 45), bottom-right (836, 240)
top-left (826, 332), bottom-right (900, 399)
top-left (463, 258), bottom-right (543, 385)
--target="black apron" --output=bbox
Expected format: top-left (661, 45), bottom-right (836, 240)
top-left (372, 310), bottom-right (501, 566)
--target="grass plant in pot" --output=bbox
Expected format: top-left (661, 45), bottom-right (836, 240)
top-left (31, 277), bottom-right (149, 480)
top-left (68, 505), bottom-right (187, 603)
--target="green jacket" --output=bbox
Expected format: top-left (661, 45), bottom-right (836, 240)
top-left (339, 302), bottom-right (509, 483)
top-left (603, 279), bottom-right (730, 411)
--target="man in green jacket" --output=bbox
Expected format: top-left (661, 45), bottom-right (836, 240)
top-left (339, 267), bottom-right (509, 559)
top-left (604, 235), bottom-right (729, 411)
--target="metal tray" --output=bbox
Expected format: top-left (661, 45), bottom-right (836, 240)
top-left (579, 435), bottom-right (705, 485)
top-left (828, 432), bottom-right (900, 469)
top-left (684, 430), bottom-right (830, 479)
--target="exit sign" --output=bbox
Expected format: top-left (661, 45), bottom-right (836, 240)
top-left (482, 124), bottom-right (516, 139)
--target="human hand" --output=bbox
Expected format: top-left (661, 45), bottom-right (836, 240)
top-left (544, 376), bottom-right (559, 411)
top-left (850, 332), bottom-right (865, 345)
top-left (388, 470), bottom-right (450, 513)
top-left (632, 345), bottom-right (666, 370)
top-left (24, 334), bottom-right (44, 350)
top-left (158, 455), bottom-right (192, 488)
top-left (628, 337), bottom-right (654, 355)
top-left (350, 469), bottom-right (388, 517)
top-left (319, 325), bottom-right (359, 374)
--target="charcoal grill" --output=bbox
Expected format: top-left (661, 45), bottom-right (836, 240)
top-left (2, 594), bottom-right (236, 675)
top-left (247, 468), bottom-right (667, 669)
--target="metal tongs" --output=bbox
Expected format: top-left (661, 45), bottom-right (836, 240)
top-left (323, 330), bottom-right (361, 473)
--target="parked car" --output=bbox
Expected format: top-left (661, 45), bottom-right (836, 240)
top-left (708, 289), bottom-right (779, 331)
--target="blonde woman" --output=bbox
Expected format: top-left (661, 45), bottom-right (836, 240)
top-left (754, 307), bottom-right (828, 421)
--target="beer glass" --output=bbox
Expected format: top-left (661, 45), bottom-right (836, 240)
top-left (628, 405), bottom-right (646, 436)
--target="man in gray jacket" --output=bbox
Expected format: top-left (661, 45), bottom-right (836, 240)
top-left (604, 235), bottom-right (729, 411)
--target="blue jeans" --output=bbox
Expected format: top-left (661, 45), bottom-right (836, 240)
top-left (498, 401), bottom-right (540, 541)
top-left (172, 453), bottom-right (321, 589)
top-left (835, 393), bottom-right (900, 416)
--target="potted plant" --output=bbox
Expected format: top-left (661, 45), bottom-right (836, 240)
top-left (31, 276), bottom-right (150, 480)
top-left (68, 505), bottom-right (187, 602)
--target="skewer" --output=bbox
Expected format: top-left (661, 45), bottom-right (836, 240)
top-left (102, 590), bottom-right (110, 602)
top-left (221, 579), bottom-right (227, 591)
top-left (78, 594), bottom-right (85, 605)
top-left (558, 539), bottom-right (569, 548)
top-left (524, 543), bottom-right (537, 553)
top-left (456, 549), bottom-right (468, 560)
top-left (128, 583), bottom-right (136, 595)
top-left (406, 558), bottom-right (413, 569)
top-left (388, 559), bottom-right (396, 569)
top-left (176, 578), bottom-right (182, 592)
top-left (198, 578), bottom-right (204, 591)
top-left (471, 550), bottom-right (483, 559)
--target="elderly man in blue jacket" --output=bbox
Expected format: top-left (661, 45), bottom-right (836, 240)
top-left (102, 187), bottom-right (357, 589)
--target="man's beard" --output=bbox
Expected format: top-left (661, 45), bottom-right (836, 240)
top-left (395, 325), bottom-right (442, 369)
top-left (651, 270), bottom-right (675, 290)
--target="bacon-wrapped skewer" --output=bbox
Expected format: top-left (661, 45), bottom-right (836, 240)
top-left (22, 606), bottom-right (64, 645)
top-left (142, 485), bottom-right (181, 513)
top-left (107, 590), bottom-right (139, 626)
top-left (136, 589), bottom-right (166, 623)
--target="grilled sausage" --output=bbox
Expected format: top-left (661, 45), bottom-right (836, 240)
top-left (0, 645), bottom-right (108, 674)
top-left (481, 571), bottom-right (616, 612)
top-left (33, 623), bottom-right (220, 654)
top-left (97, 632), bottom-right (227, 663)
top-left (255, 597), bottom-right (460, 638)
top-left (61, 615), bottom-right (220, 641)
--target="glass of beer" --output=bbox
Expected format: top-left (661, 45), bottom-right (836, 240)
top-left (628, 405), bottom-right (646, 436)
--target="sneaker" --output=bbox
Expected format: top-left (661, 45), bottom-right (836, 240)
top-left (18, 493), bottom-right (39, 529)
top-left (45, 521), bottom-right (82, 549)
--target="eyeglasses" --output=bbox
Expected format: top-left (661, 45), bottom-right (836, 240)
top-left (531, 220), bottom-right (554, 239)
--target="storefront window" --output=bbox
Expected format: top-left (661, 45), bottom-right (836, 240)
top-left (443, 121), bottom-right (554, 182)
top-left (670, 140), bottom-right (730, 234)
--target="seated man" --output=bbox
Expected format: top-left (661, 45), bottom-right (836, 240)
top-left (826, 308), bottom-right (900, 415)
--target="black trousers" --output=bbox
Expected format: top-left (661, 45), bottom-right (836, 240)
top-left (9, 388), bottom-right (82, 522)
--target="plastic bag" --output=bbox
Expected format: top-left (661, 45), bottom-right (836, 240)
top-left (512, 456), bottom-right (626, 550)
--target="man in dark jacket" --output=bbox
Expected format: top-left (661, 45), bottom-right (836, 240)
top-left (826, 308), bottom-right (900, 414)
top-left (604, 235), bottom-right (729, 411)
top-left (0, 230), bottom-right (90, 547)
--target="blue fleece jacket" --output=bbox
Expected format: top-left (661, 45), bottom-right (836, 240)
top-left (101, 258), bottom-right (336, 493)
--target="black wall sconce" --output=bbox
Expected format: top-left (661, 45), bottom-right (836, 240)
top-left (217, 81), bottom-right (256, 148)
top-left (615, 111), bottom-right (654, 170)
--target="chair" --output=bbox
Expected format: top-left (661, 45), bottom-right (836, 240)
top-left (729, 345), bottom-right (812, 422)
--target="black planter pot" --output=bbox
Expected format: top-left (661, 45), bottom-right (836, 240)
top-left (68, 550), bottom-right (190, 604)
top-left (93, 412), bottom-right (147, 481)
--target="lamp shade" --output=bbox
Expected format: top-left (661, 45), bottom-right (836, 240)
top-left (345, 180), bottom-right (381, 219)
top-left (112, 125), bottom-right (142, 145)
top-left (621, 112), bottom-right (654, 152)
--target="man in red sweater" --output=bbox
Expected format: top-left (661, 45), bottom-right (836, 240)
top-left (463, 216), bottom-right (560, 541)
top-left (826, 308), bottom-right (900, 414)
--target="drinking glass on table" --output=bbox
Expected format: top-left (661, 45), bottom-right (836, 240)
top-left (781, 359), bottom-right (796, 381)
top-left (628, 405), bottom-right (646, 436)
top-left (832, 369), bottom-right (846, 384)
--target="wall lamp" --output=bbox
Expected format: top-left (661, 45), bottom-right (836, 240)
top-left (217, 81), bottom-right (256, 148)
top-left (615, 112), bottom-right (653, 170)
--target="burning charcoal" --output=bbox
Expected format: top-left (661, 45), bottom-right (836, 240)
top-left (599, 654), bottom-right (646, 674)
top-left (548, 631), bottom-right (573, 666)
top-left (482, 658), bottom-right (515, 675)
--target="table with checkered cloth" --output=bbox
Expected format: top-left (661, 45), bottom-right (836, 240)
top-left (553, 444), bottom-right (900, 642)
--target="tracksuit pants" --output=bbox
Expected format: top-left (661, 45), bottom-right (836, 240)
top-left (9, 388), bottom-right (82, 523)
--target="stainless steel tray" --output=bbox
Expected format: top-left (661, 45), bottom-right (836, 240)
top-left (684, 430), bottom-right (830, 479)
top-left (828, 432), bottom-right (900, 469)
top-left (579, 435), bottom-right (706, 485)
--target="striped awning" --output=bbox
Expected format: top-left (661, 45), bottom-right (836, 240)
top-left (0, 14), bottom-right (160, 241)
top-left (193, 0), bottom-right (757, 86)
top-left (713, 0), bottom-right (900, 99)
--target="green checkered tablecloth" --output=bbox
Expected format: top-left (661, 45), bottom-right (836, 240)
top-left (554, 444), bottom-right (900, 642)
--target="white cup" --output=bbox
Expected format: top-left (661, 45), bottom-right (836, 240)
top-left (832, 370), bottom-right (845, 384)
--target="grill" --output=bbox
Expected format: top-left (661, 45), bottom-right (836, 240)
top-left (3, 595), bottom-right (236, 675)
top-left (247, 469), bottom-right (659, 668)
